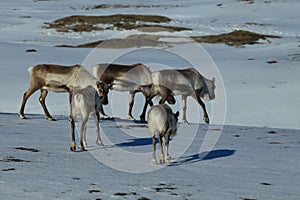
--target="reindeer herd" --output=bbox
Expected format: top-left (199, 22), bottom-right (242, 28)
top-left (18, 63), bottom-right (216, 164)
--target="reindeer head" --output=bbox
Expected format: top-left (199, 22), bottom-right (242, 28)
top-left (203, 77), bottom-right (216, 100)
top-left (167, 95), bottom-right (176, 104)
top-left (170, 111), bottom-right (179, 136)
top-left (174, 111), bottom-right (179, 123)
top-left (208, 77), bottom-right (216, 100)
top-left (96, 81), bottom-right (109, 105)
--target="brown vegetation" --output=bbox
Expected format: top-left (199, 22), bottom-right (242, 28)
top-left (191, 30), bottom-right (281, 47)
top-left (84, 4), bottom-right (185, 10)
top-left (45, 14), bottom-right (190, 32)
top-left (56, 30), bottom-right (281, 48)
top-left (56, 34), bottom-right (171, 48)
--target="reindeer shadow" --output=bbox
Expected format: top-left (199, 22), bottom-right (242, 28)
top-left (115, 137), bottom-right (156, 147)
top-left (168, 149), bottom-right (235, 166)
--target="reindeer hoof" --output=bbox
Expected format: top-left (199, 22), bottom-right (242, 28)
top-left (18, 113), bottom-right (28, 119)
top-left (204, 117), bottom-right (209, 124)
top-left (182, 119), bottom-right (189, 124)
top-left (140, 116), bottom-right (146, 123)
top-left (70, 142), bottom-right (76, 151)
top-left (165, 156), bottom-right (171, 163)
top-left (70, 146), bottom-right (76, 151)
top-left (96, 140), bottom-right (103, 146)
top-left (47, 117), bottom-right (56, 121)
top-left (78, 145), bottom-right (85, 151)
top-left (101, 114), bottom-right (110, 119)
top-left (159, 156), bottom-right (165, 164)
top-left (151, 158), bottom-right (157, 165)
top-left (127, 115), bottom-right (135, 120)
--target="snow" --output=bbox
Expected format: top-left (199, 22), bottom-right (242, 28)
top-left (0, 0), bottom-right (299, 199)
top-left (1, 114), bottom-right (299, 199)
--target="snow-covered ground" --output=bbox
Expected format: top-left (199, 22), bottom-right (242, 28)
top-left (1, 113), bottom-right (299, 199)
top-left (0, 0), bottom-right (299, 199)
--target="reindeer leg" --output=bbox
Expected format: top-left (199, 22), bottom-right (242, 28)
top-left (151, 134), bottom-right (157, 164)
top-left (141, 85), bottom-right (153, 107)
top-left (140, 92), bottom-right (155, 122)
top-left (39, 89), bottom-right (55, 121)
top-left (93, 112), bottom-right (103, 145)
top-left (193, 89), bottom-right (209, 124)
top-left (83, 125), bottom-right (87, 148)
top-left (140, 99), bottom-right (149, 122)
top-left (159, 86), bottom-right (174, 104)
top-left (96, 110), bottom-right (100, 122)
top-left (79, 117), bottom-right (87, 151)
top-left (198, 98), bottom-right (209, 124)
top-left (68, 88), bottom-right (73, 120)
top-left (181, 95), bottom-right (189, 124)
top-left (139, 90), bottom-right (153, 122)
top-left (149, 100), bottom-right (154, 107)
top-left (99, 104), bottom-right (109, 119)
top-left (128, 91), bottom-right (136, 120)
top-left (163, 134), bottom-right (171, 163)
top-left (19, 87), bottom-right (39, 119)
top-left (69, 89), bottom-right (76, 151)
top-left (158, 133), bottom-right (165, 164)
top-left (70, 114), bottom-right (76, 151)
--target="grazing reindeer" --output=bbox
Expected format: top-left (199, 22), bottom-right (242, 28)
top-left (70, 85), bottom-right (102, 151)
top-left (148, 104), bottom-right (179, 164)
top-left (18, 64), bottom-right (109, 121)
top-left (92, 63), bottom-right (153, 121)
top-left (142, 68), bottom-right (215, 124)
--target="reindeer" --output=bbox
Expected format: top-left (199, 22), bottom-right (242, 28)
top-left (70, 85), bottom-right (103, 151)
top-left (141, 68), bottom-right (215, 124)
top-left (92, 63), bottom-right (153, 121)
top-left (148, 104), bottom-right (179, 164)
top-left (18, 64), bottom-right (109, 121)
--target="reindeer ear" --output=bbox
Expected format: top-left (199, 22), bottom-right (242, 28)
top-left (212, 77), bottom-right (216, 83)
top-left (175, 111), bottom-right (179, 118)
top-left (96, 81), bottom-right (102, 88)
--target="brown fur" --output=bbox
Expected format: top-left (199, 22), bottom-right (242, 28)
top-left (142, 68), bottom-right (215, 124)
top-left (19, 64), bottom-right (108, 121)
top-left (93, 63), bottom-right (153, 120)
top-left (97, 63), bottom-right (142, 84)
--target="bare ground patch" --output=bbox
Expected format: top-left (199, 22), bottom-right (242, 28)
top-left (14, 147), bottom-right (40, 152)
top-left (56, 30), bottom-right (281, 48)
top-left (46, 14), bottom-right (281, 48)
top-left (244, 22), bottom-right (271, 27)
top-left (45, 14), bottom-right (190, 33)
top-left (0, 156), bottom-right (31, 162)
top-left (2, 168), bottom-right (16, 172)
top-left (238, 0), bottom-right (255, 4)
top-left (56, 34), bottom-right (175, 48)
top-left (83, 4), bottom-right (186, 10)
top-left (191, 30), bottom-right (281, 47)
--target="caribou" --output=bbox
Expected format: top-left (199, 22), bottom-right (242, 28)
top-left (18, 64), bottom-right (109, 121)
top-left (141, 68), bottom-right (216, 124)
top-left (92, 63), bottom-right (153, 121)
top-left (148, 104), bottom-right (179, 164)
top-left (70, 85), bottom-right (103, 151)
